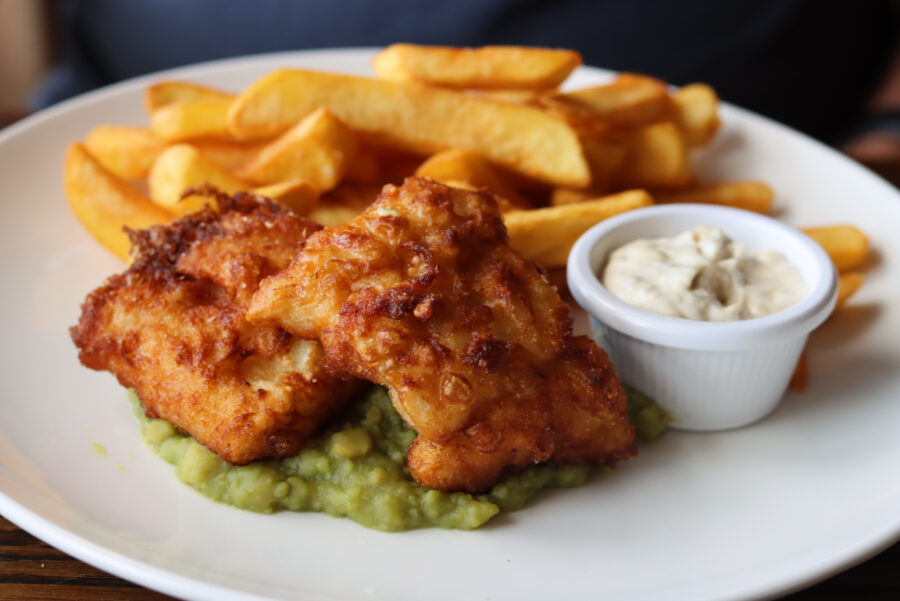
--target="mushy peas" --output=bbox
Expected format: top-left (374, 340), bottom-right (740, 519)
top-left (132, 386), bottom-right (668, 531)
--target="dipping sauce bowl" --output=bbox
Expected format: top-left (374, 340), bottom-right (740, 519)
top-left (567, 204), bottom-right (838, 431)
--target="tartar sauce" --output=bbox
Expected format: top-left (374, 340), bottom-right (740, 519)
top-left (601, 226), bottom-right (808, 321)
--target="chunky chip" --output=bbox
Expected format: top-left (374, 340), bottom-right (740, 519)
top-left (672, 83), bottom-right (721, 147)
top-left (191, 139), bottom-right (269, 172)
top-left (542, 73), bottom-right (671, 128)
top-left (151, 99), bottom-right (237, 142)
top-left (504, 190), bottom-right (653, 268)
top-left (148, 144), bottom-right (247, 215)
top-left (240, 107), bottom-right (357, 190)
top-left (415, 149), bottom-right (529, 210)
top-left (618, 122), bottom-right (691, 189)
top-left (251, 180), bottom-right (320, 215)
top-left (84, 125), bottom-right (166, 180)
top-left (803, 225), bottom-right (870, 273)
top-left (65, 144), bottom-right (172, 261)
top-left (837, 272), bottom-right (864, 307)
top-left (373, 44), bottom-right (582, 91)
top-left (144, 80), bottom-right (235, 112)
top-left (653, 181), bottom-right (774, 214)
top-left (227, 69), bottom-right (591, 187)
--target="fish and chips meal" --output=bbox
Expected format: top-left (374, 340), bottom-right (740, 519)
top-left (65, 44), bottom-right (872, 530)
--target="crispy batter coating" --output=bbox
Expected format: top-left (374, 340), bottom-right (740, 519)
top-left (71, 190), bottom-right (359, 464)
top-left (248, 177), bottom-right (634, 491)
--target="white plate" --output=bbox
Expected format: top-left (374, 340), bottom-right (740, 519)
top-left (1, 49), bottom-right (898, 601)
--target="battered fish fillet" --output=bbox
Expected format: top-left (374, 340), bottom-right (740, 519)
top-left (248, 177), bottom-right (635, 491)
top-left (71, 189), bottom-right (359, 464)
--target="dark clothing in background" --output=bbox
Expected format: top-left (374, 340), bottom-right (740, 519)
top-left (38, 0), bottom-right (896, 144)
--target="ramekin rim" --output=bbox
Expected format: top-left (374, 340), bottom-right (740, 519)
top-left (566, 204), bottom-right (839, 351)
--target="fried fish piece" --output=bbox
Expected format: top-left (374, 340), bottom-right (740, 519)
top-left (248, 177), bottom-right (634, 491)
top-left (71, 190), bottom-right (359, 464)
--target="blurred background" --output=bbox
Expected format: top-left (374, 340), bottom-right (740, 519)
top-left (3, 0), bottom-right (900, 183)
top-left (0, 0), bottom-right (50, 125)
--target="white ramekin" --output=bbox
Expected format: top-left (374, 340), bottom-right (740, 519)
top-left (567, 203), bottom-right (838, 431)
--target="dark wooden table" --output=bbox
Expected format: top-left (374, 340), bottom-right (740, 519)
top-left (1, 514), bottom-right (898, 600)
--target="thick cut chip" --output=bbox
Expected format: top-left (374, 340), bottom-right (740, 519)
top-left (247, 178), bottom-right (634, 492)
top-left (504, 190), bottom-right (653, 268)
top-left (151, 99), bottom-right (237, 142)
top-left (550, 187), bottom-right (594, 206)
top-left (65, 144), bottom-right (173, 261)
top-left (579, 136), bottom-right (629, 193)
top-left (618, 121), bottom-right (691, 189)
top-left (415, 148), bottom-right (529, 210)
top-left (148, 144), bottom-right (247, 215)
top-left (192, 139), bottom-right (269, 172)
top-left (372, 44), bottom-right (581, 91)
top-left (227, 69), bottom-right (590, 187)
top-left (251, 180), bottom-right (319, 215)
top-left (148, 145), bottom-right (321, 217)
top-left (467, 89), bottom-right (542, 106)
top-left (653, 181), bottom-right (774, 214)
top-left (671, 83), bottom-right (720, 147)
top-left (71, 191), bottom-right (358, 464)
top-left (84, 125), bottom-right (166, 180)
top-left (542, 73), bottom-right (671, 128)
top-left (144, 80), bottom-right (235, 113)
top-left (239, 107), bottom-right (358, 189)
top-left (802, 225), bottom-right (869, 273)
top-left (836, 272), bottom-right (864, 307)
